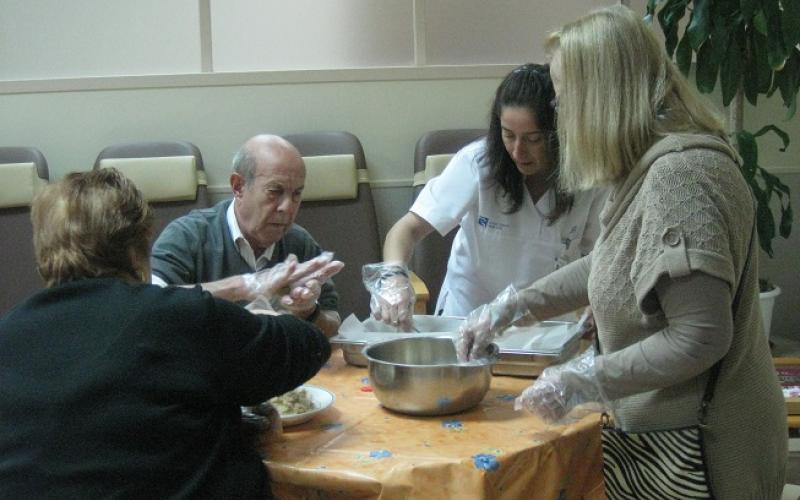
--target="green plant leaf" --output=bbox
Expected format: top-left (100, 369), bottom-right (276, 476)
top-left (740, 124), bottom-right (795, 255)
top-left (736, 130), bottom-right (758, 180)
top-left (645, 0), bottom-right (664, 23)
top-left (753, 124), bottom-right (790, 151)
top-left (658, 0), bottom-right (690, 56)
top-left (762, 0), bottom-right (788, 69)
top-left (649, 0), bottom-right (795, 258)
top-left (743, 29), bottom-right (759, 105)
top-left (753, 30), bottom-right (773, 94)
top-left (774, 50), bottom-right (800, 119)
top-left (753, 10), bottom-right (767, 34)
top-left (756, 167), bottom-right (792, 242)
top-left (720, 33), bottom-right (742, 106)
top-left (788, 96), bottom-right (798, 121)
top-left (676, 31), bottom-right (694, 76)
top-left (761, 168), bottom-right (790, 197)
top-left (695, 38), bottom-right (720, 92)
top-left (711, 11), bottom-right (734, 57)
top-left (755, 193), bottom-right (776, 257)
top-left (781, 0), bottom-right (800, 48)
top-left (780, 201), bottom-right (793, 238)
top-left (687, 0), bottom-right (712, 49)
top-left (740, 0), bottom-right (758, 20)
top-left (743, 28), bottom-right (771, 105)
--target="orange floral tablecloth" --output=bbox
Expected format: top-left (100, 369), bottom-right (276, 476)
top-left (262, 349), bottom-right (604, 500)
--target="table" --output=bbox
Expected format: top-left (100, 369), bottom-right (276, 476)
top-left (773, 357), bottom-right (800, 431)
top-left (262, 349), bottom-right (604, 499)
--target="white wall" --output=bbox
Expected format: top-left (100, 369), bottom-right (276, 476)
top-left (0, 0), bottom-right (201, 79)
top-left (0, 69), bottom-right (504, 237)
top-left (210, 0), bottom-right (415, 71)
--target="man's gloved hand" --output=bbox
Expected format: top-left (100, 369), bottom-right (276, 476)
top-left (243, 252), bottom-right (344, 319)
top-left (456, 284), bottom-right (531, 362)
top-left (514, 347), bottom-right (607, 424)
top-left (362, 262), bottom-right (416, 331)
top-left (279, 253), bottom-right (344, 319)
top-left (244, 294), bottom-right (281, 315)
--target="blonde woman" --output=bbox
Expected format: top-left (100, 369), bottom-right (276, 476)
top-left (0, 168), bottom-right (330, 498)
top-left (458, 5), bottom-right (786, 497)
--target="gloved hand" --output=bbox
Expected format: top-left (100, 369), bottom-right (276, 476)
top-left (576, 307), bottom-right (597, 341)
top-left (514, 346), bottom-right (606, 424)
top-left (244, 294), bottom-right (280, 315)
top-left (280, 253), bottom-right (344, 319)
top-left (243, 252), bottom-right (344, 317)
top-left (456, 284), bottom-right (531, 362)
top-left (362, 262), bottom-right (416, 331)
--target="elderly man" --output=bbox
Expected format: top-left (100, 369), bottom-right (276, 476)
top-left (151, 134), bottom-right (343, 336)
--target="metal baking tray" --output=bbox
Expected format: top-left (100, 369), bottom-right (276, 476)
top-left (330, 316), bottom-right (583, 378)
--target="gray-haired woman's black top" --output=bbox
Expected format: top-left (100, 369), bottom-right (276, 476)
top-left (0, 278), bottom-right (330, 499)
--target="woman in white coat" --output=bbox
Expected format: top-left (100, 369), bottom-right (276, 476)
top-left (367, 63), bottom-right (606, 328)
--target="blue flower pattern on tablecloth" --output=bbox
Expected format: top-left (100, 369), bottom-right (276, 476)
top-left (442, 419), bottom-right (463, 430)
top-left (369, 449), bottom-right (392, 459)
top-left (361, 377), bottom-right (370, 384)
top-left (472, 453), bottom-right (500, 471)
top-left (495, 393), bottom-right (516, 402)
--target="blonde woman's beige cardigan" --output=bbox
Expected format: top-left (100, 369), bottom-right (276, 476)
top-left (525, 134), bottom-right (787, 498)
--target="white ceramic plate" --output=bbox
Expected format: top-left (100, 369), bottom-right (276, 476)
top-left (275, 385), bottom-right (335, 427)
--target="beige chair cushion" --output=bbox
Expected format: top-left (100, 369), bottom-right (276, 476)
top-left (98, 156), bottom-right (199, 202)
top-left (412, 154), bottom-right (454, 187)
top-left (0, 162), bottom-right (47, 208)
top-left (302, 154), bottom-right (366, 201)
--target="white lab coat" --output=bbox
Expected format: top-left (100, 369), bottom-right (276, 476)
top-left (411, 139), bottom-right (606, 317)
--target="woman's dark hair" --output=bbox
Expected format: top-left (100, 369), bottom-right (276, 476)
top-left (483, 63), bottom-right (573, 221)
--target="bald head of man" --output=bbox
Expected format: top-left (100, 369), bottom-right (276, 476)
top-left (230, 135), bottom-right (306, 256)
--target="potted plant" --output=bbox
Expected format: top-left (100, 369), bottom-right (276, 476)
top-left (645, 0), bottom-right (797, 338)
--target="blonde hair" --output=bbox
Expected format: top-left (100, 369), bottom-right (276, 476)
top-left (31, 168), bottom-right (153, 287)
top-left (546, 5), bottom-right (727, 191)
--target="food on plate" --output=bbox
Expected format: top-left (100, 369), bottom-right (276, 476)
top-left (269, 388), bottom-right (316, 415)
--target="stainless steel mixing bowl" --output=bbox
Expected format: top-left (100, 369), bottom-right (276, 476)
top-left (362, 336), bottom-right (498, 416)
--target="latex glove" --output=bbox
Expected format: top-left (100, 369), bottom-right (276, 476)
top-left (456, 284), bottom-right (531, 362)
top-left (514, 346), bottom-right (606, 424)
top-left (242, 252), bottom-right (344, 312)
top-left (244, 295), bottom-right (281, 315)
top-left (280, 254), bottom-right (344, 318)
top-left (577, 307), bottom-right (597, 341)
top-left (362, 262), bottom-right (416, 331)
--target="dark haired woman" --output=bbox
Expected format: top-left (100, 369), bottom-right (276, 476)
top-left (369, 63), bottom-right (606, 326)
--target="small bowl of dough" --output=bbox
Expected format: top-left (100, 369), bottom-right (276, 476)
top-left (269, 385), bottom-right (335, 427)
